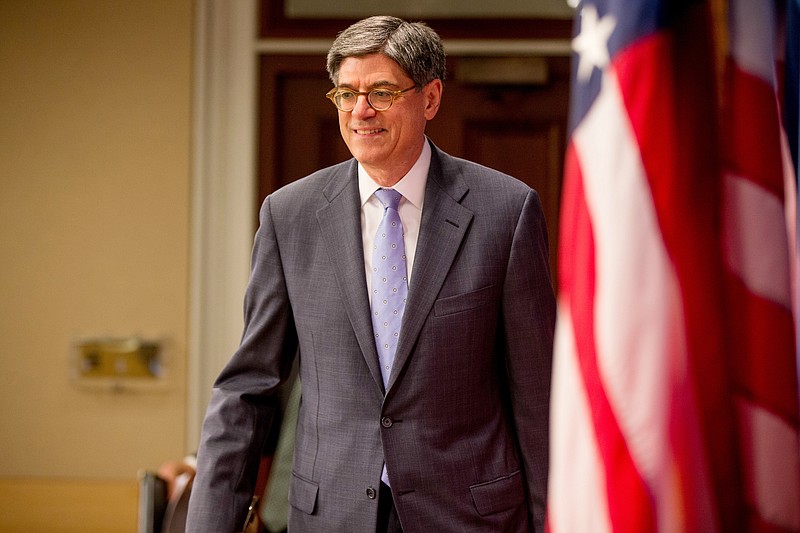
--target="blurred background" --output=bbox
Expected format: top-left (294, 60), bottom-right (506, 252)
top-left (1, 1), bottom-right (191, 531)
top-left (0, 1), bottom-right (572, 530)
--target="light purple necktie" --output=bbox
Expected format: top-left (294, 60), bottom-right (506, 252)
top-left (371, 188), bottom-right (408, 390)
top-left (371, 188), bottom-right (408, 488)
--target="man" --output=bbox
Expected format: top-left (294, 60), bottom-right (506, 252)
top-left (186, 15), bottom-right (556, 533)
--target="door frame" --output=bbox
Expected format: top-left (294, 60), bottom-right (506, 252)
top-left (189, 0), bottom-right (571, 451)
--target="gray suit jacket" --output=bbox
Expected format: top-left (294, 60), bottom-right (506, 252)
top-left (186, 141), bottom-right (556, 532)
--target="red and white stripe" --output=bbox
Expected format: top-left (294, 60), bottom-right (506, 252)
top-left (723, 0), bottom-right (800, 530)
top-left (548, 1), bottom-right (800, 529)
top-left (549, 29), bottom-right (721, 531)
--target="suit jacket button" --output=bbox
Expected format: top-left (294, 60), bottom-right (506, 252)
top-left (366, 486), bottom-right (377, 499)
top-left (381, 416), bottom-right (393, 428)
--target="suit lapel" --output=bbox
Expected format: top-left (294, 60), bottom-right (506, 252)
top-left (387, 145), bottom-right (474, 392)
top-left (316, 161), bottom-right (385, 391)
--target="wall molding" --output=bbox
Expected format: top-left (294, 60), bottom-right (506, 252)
top-left (254, 37), bottom-right (572, 56)
top-left (188, 0), bottom-right (257, 451)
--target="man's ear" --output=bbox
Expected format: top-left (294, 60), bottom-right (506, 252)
top-left (423, 79), bottom-right (443, 120)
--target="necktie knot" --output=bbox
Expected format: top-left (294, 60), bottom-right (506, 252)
top-left (374, 188), bottom-right (401, 211)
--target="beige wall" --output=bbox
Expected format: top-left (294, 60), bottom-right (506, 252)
top-left (0, 0), bottom-right (193, 530)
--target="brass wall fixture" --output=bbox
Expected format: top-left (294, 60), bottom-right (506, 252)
top-left (72, 337), bottom-right (165, 391)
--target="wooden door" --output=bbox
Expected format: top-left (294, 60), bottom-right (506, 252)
top-left (257, 54), bottom-right (570, 280)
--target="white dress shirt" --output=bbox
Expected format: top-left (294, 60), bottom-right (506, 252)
top-left (359, 140), bottom-right (430, 296)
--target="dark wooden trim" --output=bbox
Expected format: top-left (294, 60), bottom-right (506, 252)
top-left (257, 55), bottom-right (331, 206)
top-left (259, 0), bottom-right (572, 40)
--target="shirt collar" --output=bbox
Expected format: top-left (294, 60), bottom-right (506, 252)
top-left (358, 139), bottom-right (430, 210)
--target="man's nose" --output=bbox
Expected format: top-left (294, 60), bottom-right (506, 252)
top-left (351, 93), bottom-right (376, 118)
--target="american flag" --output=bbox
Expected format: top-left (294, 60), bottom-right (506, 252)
top-left (547, 1), bottom-right (800, 531)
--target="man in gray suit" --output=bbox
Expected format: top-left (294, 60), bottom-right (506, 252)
top-left (186, 15), bottom-right (556, 533)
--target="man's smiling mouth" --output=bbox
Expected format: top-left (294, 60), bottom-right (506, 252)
top-left (355, 128), bottom-right (385, 135)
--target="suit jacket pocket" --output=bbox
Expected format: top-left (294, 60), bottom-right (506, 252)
top-left (289, 472), bottom-right (318, 515)
top-left (469, 470), bottom-right (525, 516)
top-left (434, 284), bottom-right (494, 317)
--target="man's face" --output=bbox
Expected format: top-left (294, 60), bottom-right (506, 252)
top-left (335, 53), bottom-right (442, 185)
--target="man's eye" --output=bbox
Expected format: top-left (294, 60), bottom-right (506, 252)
top-left (371, 90), bottom-right (392, 98)
top-left (338, 91), bottom-right (356, 100)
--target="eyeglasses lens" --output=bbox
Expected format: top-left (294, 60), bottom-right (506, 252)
top-left (367, 91), bottom-right (393, 111)
top-left (333, 90), bottom-right (395, 112)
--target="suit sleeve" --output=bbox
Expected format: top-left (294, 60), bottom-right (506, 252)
top-left (502, 189), bottom-right (556, 532)
top-left (186, 196), bottom-right (299, 533)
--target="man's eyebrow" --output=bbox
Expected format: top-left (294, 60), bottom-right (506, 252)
top-left (336, 80), bottom-right (400, 90)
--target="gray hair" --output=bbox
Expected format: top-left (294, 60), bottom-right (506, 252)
top-left (326, 16), bottom-right (446, 87)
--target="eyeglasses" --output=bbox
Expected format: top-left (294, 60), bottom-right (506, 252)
top-left (325, 85), bottom-right (418, 112)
